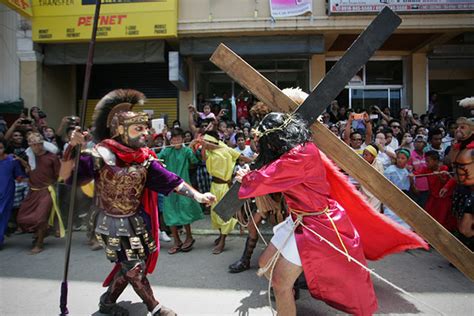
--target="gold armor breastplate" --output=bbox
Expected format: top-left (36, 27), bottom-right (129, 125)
top-left (96, 164), bottom-right (147, 217)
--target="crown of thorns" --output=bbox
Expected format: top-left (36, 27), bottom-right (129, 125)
top-left (254, 114), bottom-right (298, 138)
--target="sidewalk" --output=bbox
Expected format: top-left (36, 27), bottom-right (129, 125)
top-left (190, 212), bottom-right (273, 237)
top-left (1, 230), bottom-right (473, 315)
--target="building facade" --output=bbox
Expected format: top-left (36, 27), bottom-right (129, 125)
top-left (176, 0), bottom-right (474, 127)
top-left (3, 0), bottom-right (474, 128)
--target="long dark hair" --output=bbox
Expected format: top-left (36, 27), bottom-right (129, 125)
top-left (254, 112), bottom-right (311, 168)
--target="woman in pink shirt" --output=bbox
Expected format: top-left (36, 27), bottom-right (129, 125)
top-left (408, 135), bottom-right (429, 207)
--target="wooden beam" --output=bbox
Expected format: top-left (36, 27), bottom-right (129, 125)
top-left (324, 33), bottom-right (339, 51)
top-left (210, 44), bottom-right (474, 281)
top-left (412, 32), bottom-right (462, 54)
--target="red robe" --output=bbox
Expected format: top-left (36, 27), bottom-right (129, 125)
top-left (239, 142), bottom-right (428, 315)
top-left (414, 165), bottom-right (456, 230)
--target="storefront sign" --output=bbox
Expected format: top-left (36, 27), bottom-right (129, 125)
top-left (0, 0), bottom-right (33, 17)
top-left (32, 0), bottom-right (177, 42)
top-left (329, 0), bottom-right (474, 14)
top-left (269, 0), bottom-right (312, 18)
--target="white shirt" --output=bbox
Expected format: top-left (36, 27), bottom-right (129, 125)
top-left (235, 145), bottom-right (254, 158)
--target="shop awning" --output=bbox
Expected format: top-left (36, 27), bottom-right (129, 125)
top-left (43, 40), bottom-right (165, 65)
top-left (180, 35), bottom-right (324, 57)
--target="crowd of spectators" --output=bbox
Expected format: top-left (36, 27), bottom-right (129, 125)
top-left (181, 93), bottom-right (472, 243)
top-left (0, 92), bottom-right (472, 253)
top-left (321, 99), bottom-right (471, 237)
top-left (0, 107), bottom-right (91, 252)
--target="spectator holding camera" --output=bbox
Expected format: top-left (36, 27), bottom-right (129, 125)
top-left (343, 112), bottom-right (373, 155)
top-left (373, 105), bottom-right (393, 123)
top-left (56, 116), bottom-right (80, 151)
top-left (4, 117), bottom-right (35, 143)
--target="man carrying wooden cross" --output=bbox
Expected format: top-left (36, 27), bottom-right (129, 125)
top-left (235, 88), bottom-right (427, 315)
top-left (212, 6), bottom-right (473, 314)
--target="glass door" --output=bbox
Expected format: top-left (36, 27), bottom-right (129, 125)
top-left (350, 89), bottom-right (388, 111)
top-left (349, 88), bottom-right (401, 113)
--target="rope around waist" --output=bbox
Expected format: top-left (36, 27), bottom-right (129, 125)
top-left (289, 207), bottom-right (350, 260)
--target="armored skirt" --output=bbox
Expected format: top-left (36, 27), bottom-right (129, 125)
top-left (95, 208), bottom-right (157, 262)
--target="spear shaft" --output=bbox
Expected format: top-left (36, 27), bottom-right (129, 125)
top-left (60, 0), bottom-right (101, 314)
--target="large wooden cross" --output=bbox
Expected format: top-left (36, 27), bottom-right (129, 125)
top-left (209, 9), bottom-right (474, 281)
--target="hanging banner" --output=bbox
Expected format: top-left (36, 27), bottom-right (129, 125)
top-left (329, 0), bottom-right (474, 14)
top-left (32, 0), bottom-right (178, 43)
top-left (0, 0), bottom-right (33, 17)
top-left (269, 0), bottom-right (312, 18)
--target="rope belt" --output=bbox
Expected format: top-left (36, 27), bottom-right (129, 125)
top-left (30, 186), bottom-right (49, 191)
top-left (290, 208), bottom-right (350, 261)
top-left (211, 176), bottom-right (232, 187)
top-left (32, 185), bottom-right (65, 238)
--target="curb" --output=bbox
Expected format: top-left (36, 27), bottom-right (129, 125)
top-left (192, 228), bottom-right (273, 236)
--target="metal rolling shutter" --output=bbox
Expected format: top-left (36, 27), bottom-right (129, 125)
top-left (77, 63), bottom-right (178, 126)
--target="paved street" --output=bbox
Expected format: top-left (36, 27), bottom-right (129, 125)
top-left (0, 217), bottom-right (473, 316)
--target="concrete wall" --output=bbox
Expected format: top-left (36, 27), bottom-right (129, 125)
top-left (310, 54), bottom-right (325, 90)
top-left (178, 0), bottom-right (472, 35)
top-left (0, 5), bottom-right (20, 103)
top-left (41, 65), bottom-right (76, 129)
top-left (20, 60), bottom-right (42, 109)
top-left (412, 53), bottom-right (428, 115)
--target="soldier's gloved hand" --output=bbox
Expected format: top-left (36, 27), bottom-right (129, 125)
top-left (196, 192), bottom-right (216, 205)
top-left (69, 127), bottom-right (87, 147)
top-left (235, 165), bottom-right (250, 183)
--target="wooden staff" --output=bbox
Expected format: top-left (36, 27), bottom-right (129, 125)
top-left (59, 0), bottom-right (101, 314)
top-left (413, 171), bottom-right (454, 178)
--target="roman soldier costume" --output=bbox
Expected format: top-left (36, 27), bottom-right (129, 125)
top-left (68, 89), bottom-right (214, 316)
